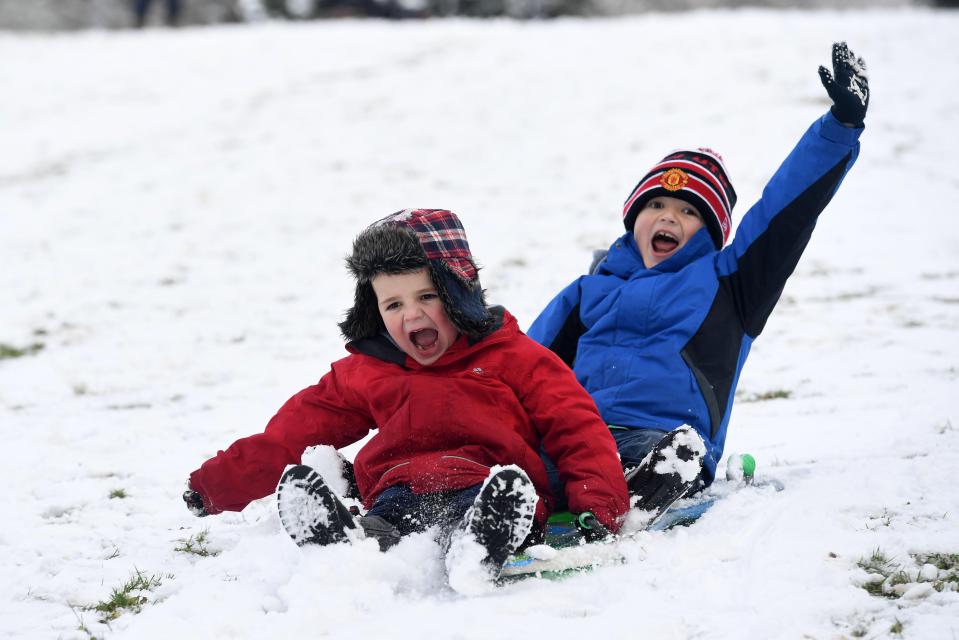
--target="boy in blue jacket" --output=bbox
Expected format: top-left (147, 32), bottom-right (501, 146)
top-left (528, 42), bottom-right (869, 525)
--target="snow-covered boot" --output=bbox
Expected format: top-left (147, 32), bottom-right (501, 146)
top-left (446, 466), bottom-right (538, 594)
top-left (277, 465), bottom-right (356, 546)
top-left (625, 425), bottom-right (706, 527)
top-left (357, 515), bottom-right (402, 552)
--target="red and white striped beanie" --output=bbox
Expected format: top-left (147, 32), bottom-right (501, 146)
top-left (622, 148), bottom-right (737, 249)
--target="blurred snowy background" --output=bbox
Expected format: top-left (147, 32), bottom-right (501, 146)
top-left (0, 0), bottom-right (952, 27)
top-left (2, 3), bottom-right (958, 640)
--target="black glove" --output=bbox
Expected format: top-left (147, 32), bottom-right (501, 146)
top-left (818, 41), bottom-right (869, 127)
top-left (183, 489), bottom-right (209, 517)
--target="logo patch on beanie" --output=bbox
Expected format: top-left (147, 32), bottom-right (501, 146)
top-left (660, 168), bottom-right (688, 192)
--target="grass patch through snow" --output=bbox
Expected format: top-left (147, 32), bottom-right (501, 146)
top-left (88, 569), bottom-right (167, 622)
top-left (174, 529), bottom-right (219, 557)
top-left (857, 548), bottom-right (959, 599)
top-left (0, 342), bottom-right (44, 360)
top-left (737, 388), bottom-right (793, 403)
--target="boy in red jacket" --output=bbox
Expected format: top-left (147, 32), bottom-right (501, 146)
top-left (184, 209), bottom-right (628, 589)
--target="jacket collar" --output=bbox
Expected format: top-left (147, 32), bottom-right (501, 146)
top-left (346, 306), bottom-right (509, 368)
top-left (599, 228), bottom-right (715, 279)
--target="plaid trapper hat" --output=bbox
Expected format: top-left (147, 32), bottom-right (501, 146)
top-left (340, 209), bottom-right (493, 343)
top-left (373, 209), bottom-right (478, 286)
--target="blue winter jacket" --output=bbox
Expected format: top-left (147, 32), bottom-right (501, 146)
top-left (527, 112), bottom-right (863, 481)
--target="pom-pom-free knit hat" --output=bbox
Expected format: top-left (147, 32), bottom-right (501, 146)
top-left (623, 148), bottom-right (737, 249)
top-left (339, 209), bottom-right (494, 342)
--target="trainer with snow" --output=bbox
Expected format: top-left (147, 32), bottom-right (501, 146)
top-left (529, 42), bottom-right (869, 527)
top-left (183, 208), bottom-right (629, 592)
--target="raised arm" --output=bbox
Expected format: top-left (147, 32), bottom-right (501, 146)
top-left (716, 42), bottom-right (868, 338)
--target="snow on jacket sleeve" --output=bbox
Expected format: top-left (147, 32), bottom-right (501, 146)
top-left (506, 335), bottom-right (629, 531)
top-left (716, 111), bottom-right (863, 337)
top-left (526, 278), bottom-right (586, 368)
top-left (188, 361), bottom-right (373, 515)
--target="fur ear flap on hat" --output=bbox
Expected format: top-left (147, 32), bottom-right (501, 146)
top-left (338, 280), bottom-right (384, 343)
top-left (338, 210), bottom-right (494, 343)
top-left (429, 262), bottom-right (494, 340)
top-left (338, 224), bottom-right (426, 342)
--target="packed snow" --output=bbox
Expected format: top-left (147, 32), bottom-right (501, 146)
top-left (2, 8), bottom-right (958, 639)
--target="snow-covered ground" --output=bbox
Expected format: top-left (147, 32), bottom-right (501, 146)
top-left (2, 9), bottom-right (958, 639)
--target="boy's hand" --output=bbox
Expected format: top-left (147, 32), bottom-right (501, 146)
top-left (818, 41), bottom-right (869, 127)
top-left (183, 489), bottom-right (209, 517)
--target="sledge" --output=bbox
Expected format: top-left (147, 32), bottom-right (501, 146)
top-left (500, 454), bottom-right (784, 582)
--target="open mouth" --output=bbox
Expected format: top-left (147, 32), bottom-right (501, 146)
top-left (652, 231), bottom-right (679, 254)
top-left (409, 328), bottom-right (439, 351)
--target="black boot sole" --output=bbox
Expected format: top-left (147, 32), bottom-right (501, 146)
top-left (467, 467), bottom-right (538, 570)
top-left (625, 427), bottom-right (705, 524)
top-left (277, 464), bottom-right (355, 547)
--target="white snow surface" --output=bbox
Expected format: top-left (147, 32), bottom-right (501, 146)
top-left (2, 9), bottom-right (958, 639)
top-left (446, 532), bottom-right (497, 596)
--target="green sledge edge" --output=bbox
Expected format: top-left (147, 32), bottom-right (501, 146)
top-left (499, 512), bottom-right (621, 582)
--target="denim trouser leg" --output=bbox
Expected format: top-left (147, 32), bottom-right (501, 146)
top-left (365, 484), bottom-right (482, 537)
top-left (613, 428), bottom-right (669, 470)
top-left (541, 451), bottom-right (567, 512)
top-left (540, 427), bottom-right (668, 512)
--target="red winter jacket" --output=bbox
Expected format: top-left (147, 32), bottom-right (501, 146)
top-left (189, 309), bottom-right (628, 530)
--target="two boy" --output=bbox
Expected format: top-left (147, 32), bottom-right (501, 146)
top-left (185, 41), bottom-right (870, 586)
top-left (184, 209), bottom-right (629, 591)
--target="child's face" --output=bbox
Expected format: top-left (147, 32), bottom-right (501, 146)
top-left (371, 269), bottom-right (459, 366)
top-left (632, 196), bottom-right (705, 268)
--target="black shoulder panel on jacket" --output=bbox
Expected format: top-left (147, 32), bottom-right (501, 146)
top-left (730, 154), bottom-right (852, 338)
top-left (547, 303), bottom-right (586, 368)
top-left (681, 152), bottom-right (853, 439)
top-left (681, 281), bottom-right (743, 439)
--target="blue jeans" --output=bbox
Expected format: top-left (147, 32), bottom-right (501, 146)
top-left (542, 428), bottom-right (667, 511)
top-left (365, 483), bottom-right (482, 536)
